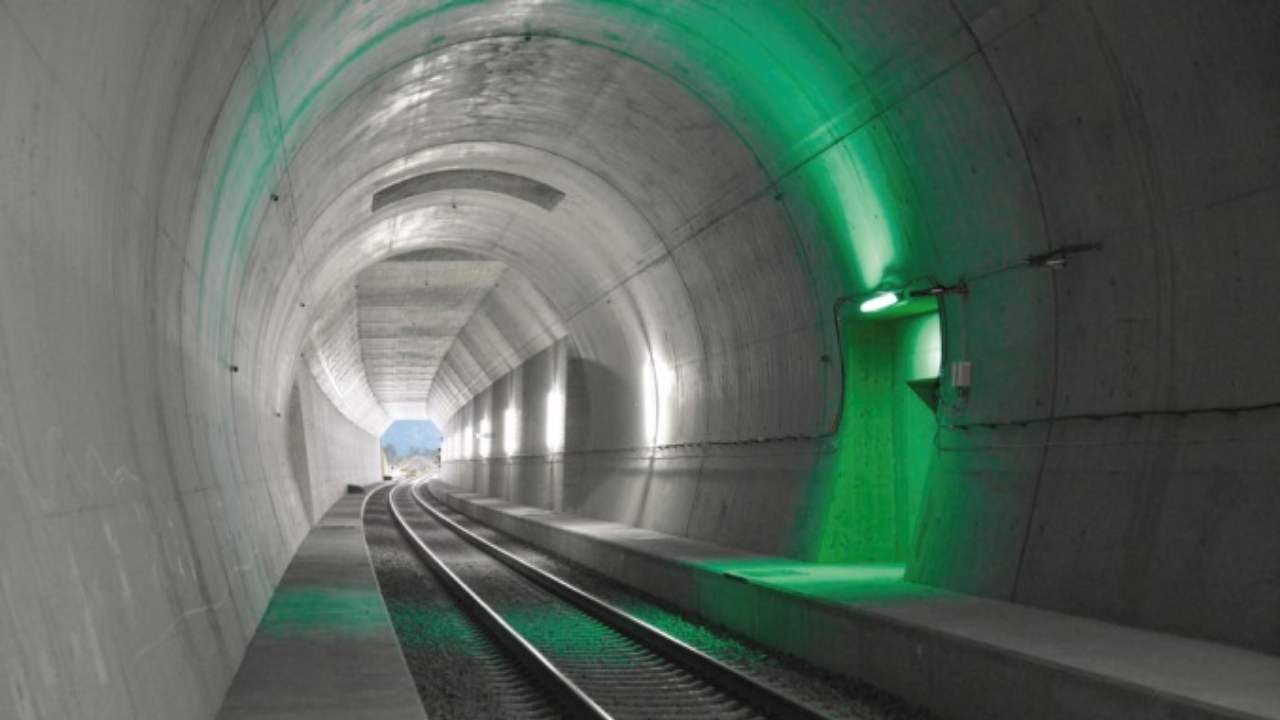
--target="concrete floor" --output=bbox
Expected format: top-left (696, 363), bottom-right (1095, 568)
top-left (215, 489), bottom-right (424, 720)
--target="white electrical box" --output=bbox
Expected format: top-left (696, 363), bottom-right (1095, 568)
top-left (950, 360), bottom-right (972, 390)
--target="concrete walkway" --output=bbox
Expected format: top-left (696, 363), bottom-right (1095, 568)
top-left (432, 482), bottom-right (1280, 720)
top-left (216, 488), bottom-right (425, 720)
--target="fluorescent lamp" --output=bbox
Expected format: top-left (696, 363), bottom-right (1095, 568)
top-left (859, 291), bottom-right (900, 314)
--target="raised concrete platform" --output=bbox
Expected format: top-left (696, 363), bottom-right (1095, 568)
top-left (217, 488), bottom-right (425, 720)
top-left (431, 482), bottom-right (1280, 720)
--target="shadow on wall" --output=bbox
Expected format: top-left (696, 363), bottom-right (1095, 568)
top-left (292, 369), bottom-right (383, 523)
top-left (285, 383), bottom-right (313, 522)
top-left (565, 356), bottom-right (643, 452)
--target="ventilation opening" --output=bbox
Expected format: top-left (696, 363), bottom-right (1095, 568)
top-left (372, 169), bottom-right (566, 212)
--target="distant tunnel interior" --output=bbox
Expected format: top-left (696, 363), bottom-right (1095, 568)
top-left (1, 1), bottom-right (1277, 718)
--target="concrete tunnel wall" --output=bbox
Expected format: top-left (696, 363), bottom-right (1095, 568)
top-left (0, 2), bottom-right (1278, 719)
top-left (290, 370), bottom-right (382, 524)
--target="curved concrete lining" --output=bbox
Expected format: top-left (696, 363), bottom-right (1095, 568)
top-left (1, 2), bottom-right (1278, 718)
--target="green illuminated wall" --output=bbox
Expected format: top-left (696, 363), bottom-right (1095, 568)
top-left (799, 310), bottom-right (940, 564)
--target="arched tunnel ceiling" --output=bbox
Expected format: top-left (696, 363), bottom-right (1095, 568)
top-left (356, 250), bottom-right (508, 419)
top-left (186, 0), bottom-right (1049, 458)
top-left (178, 0), bottom-right (1280, 522)
top-left (191, 1), bottom-right (901, 439)
top-left (302, 246), bottom-right (565, 430)
top-left (221, 33), bottom-right (795, 434)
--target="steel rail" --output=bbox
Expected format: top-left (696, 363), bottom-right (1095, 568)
top-left (387, 484), bottom-right (614, 720)
top-left (414, 481), bottom-right (832, 720)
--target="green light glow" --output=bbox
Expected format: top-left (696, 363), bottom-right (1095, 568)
top-left (384, 598), bottom-right (489, 657)
top-left (691, 557), bottom-right (946, 632)
top-left (259, 585), bottom-right (390, 637)
top-left (860, 291), bottom-right (901, 314)
top-left (797, 311), bottom-right (940, 565)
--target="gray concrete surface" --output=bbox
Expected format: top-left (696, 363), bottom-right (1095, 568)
top-left (216, 489), bottom-right (424, 720)
top-left (0, 1), bottom-right (1277, 718)
top-left (293, 370), bottom-right (383, 524)
top-left (435, 483), bottom-right (1280, 720)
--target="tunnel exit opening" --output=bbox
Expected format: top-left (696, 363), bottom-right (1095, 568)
top-left (381, 419), bottom-right (444, 480)
top-left (809, 301), bottom-right (941, 565)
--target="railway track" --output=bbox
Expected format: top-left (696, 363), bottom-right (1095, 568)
top-left (387, 482), bottom-right (831, 720)
top-left (364, 486), bottom-right (563, 718)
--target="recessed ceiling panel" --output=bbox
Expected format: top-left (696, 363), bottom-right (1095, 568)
top-left (371, 169), bottom-right (566, 213)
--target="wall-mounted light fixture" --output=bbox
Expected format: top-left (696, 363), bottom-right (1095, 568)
top-left (853, 242), bottom-right (1101, 319)
top-left (859, 291), bottom-right (902, 314)
top-left (858, 281), bottom-right (969, 315)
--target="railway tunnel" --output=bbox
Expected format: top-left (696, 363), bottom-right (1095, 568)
top-left (1, 1), bottom-right (1278, 718)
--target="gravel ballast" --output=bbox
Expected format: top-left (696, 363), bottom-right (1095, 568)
top-left (364, 485), bottom-right (560, 719)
